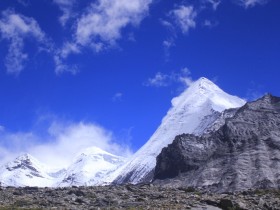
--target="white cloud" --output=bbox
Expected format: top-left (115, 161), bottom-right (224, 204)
top-left (161, 4), bottom-right (196, 58)
top-left (60, 42), bottom-right (80, 58)
top-left (179, 67), bottom-right (193, 87)
top-left (53, 53), bottom-right (78, 75)
top-left (160, 19), bottom-right (174, 31)
top-left (53, 0), bottom-right (153, 73)
top-left (162, 38), bottom-right (175, 59)
top-left (74, 0), bottom-right (152, 50)
top-left (53, 0), bottom-right (76, 26)
top-left (170, 5), bottom-right (197, 34)
top-left (163, 39), bottom-right (175, 49)
top-left (234, 0), bottom-right (269, 8)
top-left (53, 41), bottom-right (80, 75)
top-left (144, 72), bottom-right (169, 87)
top-left (144, 67), bottom-right (193, 88)
top-left (0, 10), bottom-right (46, 75)
top-left (0, 120), bottom-right (132, 168)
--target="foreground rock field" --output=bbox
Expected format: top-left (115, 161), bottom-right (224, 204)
top-left (0, 184), bottom-right (280, 209)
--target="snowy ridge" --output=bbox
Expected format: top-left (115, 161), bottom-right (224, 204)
top-left (0, 147), bottom-right (125, 187)
top-left (0, 154), bottom-right (56, 187)
top-left (108, 77), bottom-right (246, 184)
top-left (58, 147), bottom-right (126, 187)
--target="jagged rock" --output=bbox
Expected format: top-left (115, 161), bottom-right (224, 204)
top-left (154, 94), bottom-right (280, 192)
top-left (219, 198), bottom-right (234, 210)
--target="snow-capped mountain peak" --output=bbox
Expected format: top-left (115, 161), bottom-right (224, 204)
top-left (58, 147), bottom-right (126, 187)
top-left (0, 153), bottom-right (55, 187)
top-left (108, 77), bottom-right (246, 184)
top-left (171, 77), bottom-right (244, 112)
top-left (5, 153), bottom-right (46, 173)
top-left (0, 77), bottom-right (246, 187)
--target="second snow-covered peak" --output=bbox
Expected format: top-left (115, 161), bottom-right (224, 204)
top-left (58, 146), bottom-right (126, 187)
top-left (72, 146), bottom-right (126, 166)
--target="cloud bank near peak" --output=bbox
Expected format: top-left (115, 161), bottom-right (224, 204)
top-left (144, 67), bottom-right (193, 88)
top-left (0, 120), bottom-right (132, 168)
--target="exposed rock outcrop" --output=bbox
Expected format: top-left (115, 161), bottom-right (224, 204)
top-left (154, 94), bottom-right (280, 192)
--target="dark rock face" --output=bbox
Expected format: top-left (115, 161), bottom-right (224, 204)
top-left (154, 94), bottom-right (280, 192)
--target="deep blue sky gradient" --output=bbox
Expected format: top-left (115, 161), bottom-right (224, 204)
top-left (0, 0), bottom-right (280, 151)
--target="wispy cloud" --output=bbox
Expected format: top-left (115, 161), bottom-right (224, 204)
top-left (53, 56), bottom-right (78, 75)
top-left (0, 10), bottom-right (46, 75)
top-left (53, 0), bottom-right (76, 26)
top-left (162, 38), bottom-right (175, 60)
top-left (112, 92), bottom-right (123, 102)
top-left (53, 0), bottom-right (153, 74)
top-left (203, 0), bottom-right (221, 10)
top-left (161, 4), bottom-right (196, 59)
top-left (0, 119), bottom-right (132, 168)
top-left (144, 72), bottom-right (170, 87)
top-left (74, 0), bottom-right (152, 51)
top-left (144, 67), bottom-right (193, 88)
top-left (179, 67), bottom-right (194, 87)
top-left (234, 0), bottom-right (269, 8)
top-left (170, 5), bottom-right (197, 35)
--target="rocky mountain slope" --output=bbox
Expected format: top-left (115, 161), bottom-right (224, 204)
top-left (109, 77), bottom-right (245, 184)
top-left (0, 185), bottom-right (279, 209)
top-left (154, 94), bottom-right (280, 192)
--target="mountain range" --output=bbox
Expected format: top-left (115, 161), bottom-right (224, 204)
top-left (5, 77), bottom-right (277, 191)
top-left (0, 147), bottom-right (125, 187)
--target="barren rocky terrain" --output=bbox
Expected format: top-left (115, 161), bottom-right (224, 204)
top-left (155, 94), bottom-right (280, 193)
top-left (0, 184), bottom-right (280, 209)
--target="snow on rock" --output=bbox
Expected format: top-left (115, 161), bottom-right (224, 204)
top-left (0, 154), bottom-right (57, 187)
top-left (108, 77), bottom-right (246, 184)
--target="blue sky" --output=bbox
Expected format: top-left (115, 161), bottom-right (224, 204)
top-left (0, 0), bottom-right (279, 165)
